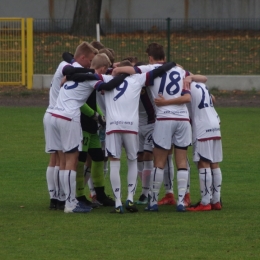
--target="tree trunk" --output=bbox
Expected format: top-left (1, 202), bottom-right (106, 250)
top-left (70, 0), bottom-right (102, 36)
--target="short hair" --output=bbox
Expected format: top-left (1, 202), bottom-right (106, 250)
top-left (99, 48), bottom-right (115, 65)
top-left (90, 40), bottom-right (105, 50)
top-left (107, 48), bottom-right (115, 57)
top-left (135, 61), bottom-right (147, 66)
top-left (146, 42), bottom-right (165, 61)
top-left (122, 56), bottom-right (138, 65)
top-left (91, 53), bottom-right (112, 69)
top-left (117, 60), bottom-right (133, 67)
top-left (74, 42), bottom-right (98, 58)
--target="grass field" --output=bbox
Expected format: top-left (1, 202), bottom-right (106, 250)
top-left (0, 106), bottom-right (260, 260)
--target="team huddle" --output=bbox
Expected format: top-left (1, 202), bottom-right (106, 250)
top-left (43, 41), bottom-right (223, 214)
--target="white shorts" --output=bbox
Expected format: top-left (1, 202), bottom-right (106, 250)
top-left (105, 133), bottom-right (138, 160)
top-left (153, 120), bottom-right (191, 150)
top-left (193, 139), bottom-right (223, 163)
top-left (50, 115), bottom-right (83, 153)
top-left (138, 123), bottom-right (154, 153)
top-left (43, 112), bottom-right (55, 153)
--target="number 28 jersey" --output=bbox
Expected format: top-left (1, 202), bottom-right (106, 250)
top-left (135, 64), bottom-right (190, 121)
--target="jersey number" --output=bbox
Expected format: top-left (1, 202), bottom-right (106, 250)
top-left (195, 84), bottom-right (213, 109)
top-left (113, 80), bottom-right (128, 101)
top-left (158, 71), bottom-right (180, 95)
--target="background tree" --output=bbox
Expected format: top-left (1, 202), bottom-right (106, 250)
top-left (70, 0), bottom-right (102, 36)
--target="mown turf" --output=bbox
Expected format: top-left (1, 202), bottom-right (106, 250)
top-left (0, 107), bottom-right (259, 260)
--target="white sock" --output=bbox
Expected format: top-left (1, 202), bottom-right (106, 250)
top-left (46, 166), bottom-right (55, 199)
top-left (64, 170), bottom-right (77, 208)
top-left (212, 168), bottom-right (222, 204)
top-left (163, 154), bottom-right (174, 194)
top-left (177, 169), bottom-right (188, 206)
top-left (150, 167), bottom-right (164, 206)
top-left (53, 166), bottom-right (60, 199)
top-left (59, 169), bottom-right (66, 201)
top-left (142, 160), bottom-right (153, 197)
top-left (127, 159), bottom-right (138, 202)
top-left (199, 168), bottom-right (212, 205)
top-left (110, 160), bottom-right (122, 207)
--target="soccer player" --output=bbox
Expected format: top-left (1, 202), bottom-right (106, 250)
top-left (44, 48), bottom-right (96, 210)
top-left (154, 80), bottom-right (222, 211)
top-left (105, 60), bottom-right (176, 213)
top-left (50, 53), bottom-right (128, 213)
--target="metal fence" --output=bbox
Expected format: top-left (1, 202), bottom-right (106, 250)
top-left (32, 18), bottom-right (260, 75)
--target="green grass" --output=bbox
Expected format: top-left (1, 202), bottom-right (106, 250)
top-left (0, 107), bottom-right (260, 259)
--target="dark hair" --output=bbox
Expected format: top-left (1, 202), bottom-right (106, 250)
top-left (122, 56), bottom-right (138, 65)
top-left (117, 60), bottom-right (133, 67)
top-left (90, 41), bottom-right (105, 50)
top-left (99, 48), bottom-right (115, 65)
top-left (145, 42), bottom-right (165, 60)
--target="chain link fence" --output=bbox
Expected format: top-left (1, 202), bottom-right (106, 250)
top-left (33, 18), bottom-right (260, 75)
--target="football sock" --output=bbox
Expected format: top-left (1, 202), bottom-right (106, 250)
top-left (142, 160), bottom-right (153, 197)
top-left (110, 160), bottom-right (122, 207)
top-left (87, 177), bottom-right (96, 197)
top-left (163, 154), bottom-right (174, 194)
top-left (46, 166), bottom-right (55, 199)
top-left (59, 169), bottom-right (66, 201)
top-left (126, 158), bottom-right (138, 202)
top-left (150, 167), bottom-right (164, 206)
top-left (212, 168), bottom-right (222, 204)
top-left (53, 166), bottom-right (60, 199)
top-left (186, 158), bottom-right (191, 194)
top-left (64, 170), bottom-right (77, 208)
top-left (199, 168), bottom-right (212, 205)
top-left (76, 161), bottom-right (85, 197)
top-left (91, 160), bottom-right (105, 187)
top-left (177, 169), bottom-right (188, 206)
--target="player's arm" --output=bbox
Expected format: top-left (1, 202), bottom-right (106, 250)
top-left (154, 92), bottom-right (191, 107)
top-left (62, 66), bottom-right (95, 76)
top-left (62, 52), bottom-right (74, 63)
top-left (183, 73), bottom-right (207, 90)
top-left (95, 73), bottom-right (129, 91)
top-left (112, 66), bottom-right (136, 76)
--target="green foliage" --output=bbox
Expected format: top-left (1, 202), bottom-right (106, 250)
top-left (0, 107), bottom-right (260, 259)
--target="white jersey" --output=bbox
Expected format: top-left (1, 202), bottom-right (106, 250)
top-left (187, 82), bottom-right (221, 143)
top-left (46, 61), bottom-right (70, 113)
top-left (102, 73), bottom-right (150, 134)
top-left (52, 80), bottom-right (101, 122)
top-left (96, 91), bottom-right (106, 115)
top-left (135, 64), bottom-right (190, 121)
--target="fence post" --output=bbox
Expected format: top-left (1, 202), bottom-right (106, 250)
top-left (166, 17), bottom-right (171, 62)
top-left (26, 18), bottom-right (33, 89)
top-left (21, 18), bottom-right (26, 86)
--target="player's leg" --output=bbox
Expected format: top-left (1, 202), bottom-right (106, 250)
top-left (123, 133), bottom-right (139, 212)
top-left (184, 156), bottom-right (191, 207)
top-left (210, 139), bottom-right (223, 210)
top-left (211, 163), bottom-right (222, 210)
top-left (158, 149), bottom-right (176, 206)
top-left (88, 133), bottom-right (115, 207)
top-left (173, 121), bottom-right (191, 212)
top-left (56, 118), bottom-right (91, 213)
top-left (57, 150), bottom-right (66, 210)
top-left (106, 133), bottom-right (123, 213)
top-left (187, 140), bottom-right (214, 211)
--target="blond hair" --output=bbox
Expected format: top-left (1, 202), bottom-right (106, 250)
top-left (91, 53), bottom-right (111, 69)
top-left (74, 42), bottom-right (98, 58)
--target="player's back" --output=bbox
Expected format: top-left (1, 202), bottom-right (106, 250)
top-left (189, 82), bottom-right (221, 141)
top-left (104, 74), bottom-right (146, 133)
top-left (151, 65), bottom-right (189, 120)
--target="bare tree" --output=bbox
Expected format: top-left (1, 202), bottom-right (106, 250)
top-left (70, 0), bottom-right (102, 36)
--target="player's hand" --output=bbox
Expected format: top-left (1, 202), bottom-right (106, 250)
top-left (154, 94), bottom-right (167, 107)
top-left (183, 76), bottom-right (192, 90)
top-left (91, 112), bottom-right (106, 127)
top-left (60, 76), bottom-right (67, 87)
